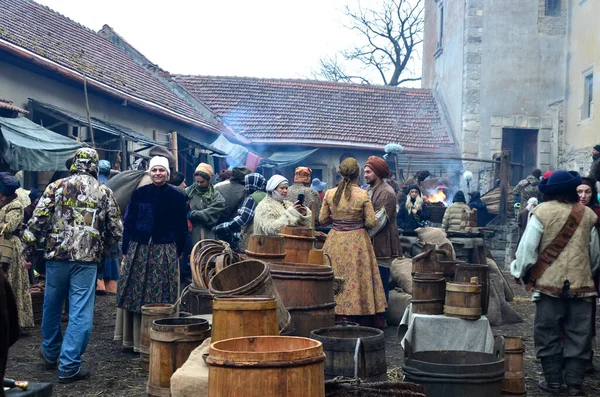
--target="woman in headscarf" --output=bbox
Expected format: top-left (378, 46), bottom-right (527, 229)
top-left (319, 158), bottom-right (387, 329)
top-left (115, 156), bottom-right (189, 352)
top-left (186, 163), bottom-right (225, 244)
top-left (0, 172), bottom-right (34, 329)
top-left (253, 175), bottom-right (311, 236)
top-left (397, 184), bottom-right (428, 231)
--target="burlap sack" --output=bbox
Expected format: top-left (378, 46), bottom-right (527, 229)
top-left (390, 258), bottom-right (413, 294)
top-left (387, 288), bottom-right (412, 326)
top-left (171, 337), bottom-right (211, 397)
top-left (415, 228), bottom-right (456, 259)
top-left (487, 258), bottom-right (515, 302)
top-left (485, 258), bottom-right (521, 326)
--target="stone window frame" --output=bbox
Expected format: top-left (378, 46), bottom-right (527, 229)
top-left (580, 65), bottom-right (594, 122)
top-left (490, 115), bottom-right (553, 170)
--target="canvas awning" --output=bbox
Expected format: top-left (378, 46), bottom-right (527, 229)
top-left (261, 148), bottom-right (319, 168)
top-left (0, 116), bottom-right (86, 171)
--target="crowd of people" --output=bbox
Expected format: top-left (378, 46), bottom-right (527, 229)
top-left (2, 144), bottom-right (600, 395)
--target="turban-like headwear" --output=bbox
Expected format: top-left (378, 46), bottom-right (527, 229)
top-left (194, 163), bottom-right (214, 180)
top-left (365, 156), bottom-right (390, 179)
top-left (294, 167), bottom-right (312, 184)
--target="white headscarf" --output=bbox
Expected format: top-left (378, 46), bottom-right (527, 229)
top-left (266, 175), bottom-right (289, 192)
top-left (525, 197), bottom-right (538, 212)
top-left (148, 156), bottom-right (171, 178)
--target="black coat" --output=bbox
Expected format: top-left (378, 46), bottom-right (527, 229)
top-left (397, 202), bottom-right (429, 231)
top-left (468, 195), bottom-right (491, 227)
top-left (122, 183), bottom-right (189, 256)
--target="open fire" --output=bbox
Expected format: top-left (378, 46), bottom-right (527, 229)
top-left (425, 190), bottom-right (447, 205)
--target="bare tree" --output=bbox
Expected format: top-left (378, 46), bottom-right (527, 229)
top-left (314, 0), bottom-right (424, 86)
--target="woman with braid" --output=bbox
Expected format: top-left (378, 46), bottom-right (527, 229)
top-left (319, 158), bottom-right (387, 329)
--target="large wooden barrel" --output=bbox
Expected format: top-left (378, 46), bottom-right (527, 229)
top-left (411, 272), bottom-right (446, 315)
top-left (270, 262), bottom-right (336, 337)
top-left (207, 336), bottom-right (325, 397)
top-left (180, 285), bottom-right (213, 315)
top-left (246, 235), bottom-right (286, 263)
top-left (208, 259), bottom-right (290, 331)
top-left (411, 249), bottom-right (443, 274)
top-left (147, 317), bottom-right (211, 397)
top-left (444, 277), bottom-right (482, 320)
top-left (279, 226), bottom-right (315, 263)
top-left (455, 263), bottom-right (490, 315)
top-left (309, 326), bottom-right (387, 382)
top-left (211, 296), bottom-right (280, 343)
top-left (502, 337), bottom-right (526, 396)
top-left (140, 303), bottom-right (176, 371)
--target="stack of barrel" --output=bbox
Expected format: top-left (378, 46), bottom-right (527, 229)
top-left (411, 249), bottom-right (446, 315)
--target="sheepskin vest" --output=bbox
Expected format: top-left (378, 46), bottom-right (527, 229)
top-left (533, 201), bottom-right (598, 298)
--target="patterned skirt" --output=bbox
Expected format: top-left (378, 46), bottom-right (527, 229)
top-left (6, 236), bottom-right (34, 328)
top-left (116, 241), bottom-right (179, 314)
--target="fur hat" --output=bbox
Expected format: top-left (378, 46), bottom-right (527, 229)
top-left (365, 156), bottom-right (390, 179)
top-left (148, 156), bottom-right (171, 178)
top-left (194, 163), bottom-right (214, 179)
top-left (538, 170), bottom-right (581, 195)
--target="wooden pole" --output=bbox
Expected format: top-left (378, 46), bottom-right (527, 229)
top-left (171, 131), bottom-right (179, 172)
top-left (83, 74), bottom-right (95, 148)
top-left (499, 149), bottom-right (511, 221)
top-left (120, 134), bottom-right (127, 171)
top-left (406, 155), bottom-right (412, 180)
top-left (153, 129), bottom-right (159, 143)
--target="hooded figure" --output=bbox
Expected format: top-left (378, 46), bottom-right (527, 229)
top-left (468, 191), bottom-right (491, 227)
top-left (253, 174), bottom-right (311, 236)
top-left (214, 173), bottom-right (267, 250)
top-left (397, 184), bottom-right (428, 231)
top-left (442, 190), bottom-right (471, 232)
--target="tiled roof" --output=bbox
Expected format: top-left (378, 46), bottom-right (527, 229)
top-left (0, 0), bottom-right (221, 132)
top-left (0, 99), bottom-right (28, 114)
top-left (174, 75), bottom-right (457, 153)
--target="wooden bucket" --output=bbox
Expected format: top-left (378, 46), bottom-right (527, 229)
top-left (207, 336), bottom-right (326, 397)
top-left (246, 235), bottom-right (286, 263)
top-left (279, 226), bottom-right (315, 263)
top-left (140, 303), bottom-right (176, 371)
top-left (208, 259), bottom-right (290, 331)
top-left (444, 277), bottom-right (482, 320)
top-left (308, 249), bottom-right (328, 265)
top-left (502, 337), bottom-right (526, 396)
top-left (270, 262), bottom-right (336, 337)
top-left (411, 249), bottom-right (443, 275)
top-left (211, 296), bottom-right (280, 343)
top-left (147, 317), bottom-right (210, 397)
top-left (411, 272), bottom-right (446, 315)
top-left (455, 263), bottom-right (490, 315)
top-left (180, 285), bottom-right (213, 315)
top-left (309, 326), bottom-right (387, 382)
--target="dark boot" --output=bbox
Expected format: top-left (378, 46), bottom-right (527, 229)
top-left (564, 358), bottom-right (586, 396)
top-left (539, 355), bottom-right (563, 394)
top-left (585, 350), bottom-right (596, 374)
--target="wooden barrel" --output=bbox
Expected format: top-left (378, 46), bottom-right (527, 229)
top-left (502, 337), bottom-right (526, 396)
top-left (270, 262), bottom-right (336, 337)
top-left (140, 303), bottom-right (176, 371)
top-left (444, 277), bottom-right (482, 320)
top-left (211, 296), bottom-right (280, 343)
top-left (455, 263), bottom-right (490, 315)
top-left (207, 336), bottom-right (325, 397)
top-left (246, 235), bottom-right (286, 263)
top-left (411, 272), bottom-right (446, 315)
top-left (279, 226), bottom-right (315, 263)
top-left (309, 326), bottom-right (387, 382)
top-left (208, 259), bottom-right (290, 330)
top-left (180, 285), bottom-right (213, 315)
top-left (440, 260), bottom-right (465, 282)
top-left (411, 249), bottom-right (443, 274)
top-left (147, 318), bottom-right (210, 396)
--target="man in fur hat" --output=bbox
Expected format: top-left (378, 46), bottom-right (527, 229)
top-left (512, 170), bottom-right (600, 395)
top-left (364, 156), bottom-right (402, 301)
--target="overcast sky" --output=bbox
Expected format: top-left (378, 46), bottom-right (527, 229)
top-left (36, 0), bottom-right (421, 86)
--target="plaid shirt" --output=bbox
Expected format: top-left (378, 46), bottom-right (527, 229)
top-left (214, 173), bottom-right (266, 234)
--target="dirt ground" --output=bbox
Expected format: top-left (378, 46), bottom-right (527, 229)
top-left (6, 281), bottom-right (600, 396)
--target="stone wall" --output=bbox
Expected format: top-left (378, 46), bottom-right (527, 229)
top-left (537, 0), bottom-right (567, 36)
top-left (558, 146), bottom-right (594, 175)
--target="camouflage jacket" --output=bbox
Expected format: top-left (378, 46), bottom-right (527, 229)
top-left (23, 172), bottom-right (123, 263)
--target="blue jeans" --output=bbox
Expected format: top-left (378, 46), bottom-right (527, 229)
top-left (41, 260), bottom-right (97, 378)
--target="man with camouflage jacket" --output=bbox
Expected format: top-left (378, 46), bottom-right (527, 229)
top-left (22, 148), bottom-right (122, 384)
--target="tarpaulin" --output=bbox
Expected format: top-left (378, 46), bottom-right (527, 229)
top-left (0, 116), bottom-right (86, 171)
top-left (211, 134), bottom-right (248, 167)
top-left (261, 148), bottom-right (319, 168)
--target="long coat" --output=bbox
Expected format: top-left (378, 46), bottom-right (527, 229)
top-left (369, 181), bottom-right (402, 260)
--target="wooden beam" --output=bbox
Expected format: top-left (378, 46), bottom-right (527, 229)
top-left (499, 149), bottom-right (511, 221)
top-left (45, 121), bottom-right (66, 130)
top-left (120, 134), bottom-right (127, 171)
top-left (171, 131), bottom-right (179, 172)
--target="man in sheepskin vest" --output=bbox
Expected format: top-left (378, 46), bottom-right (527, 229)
top-left (512, 170), bottom-right (600, 396)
